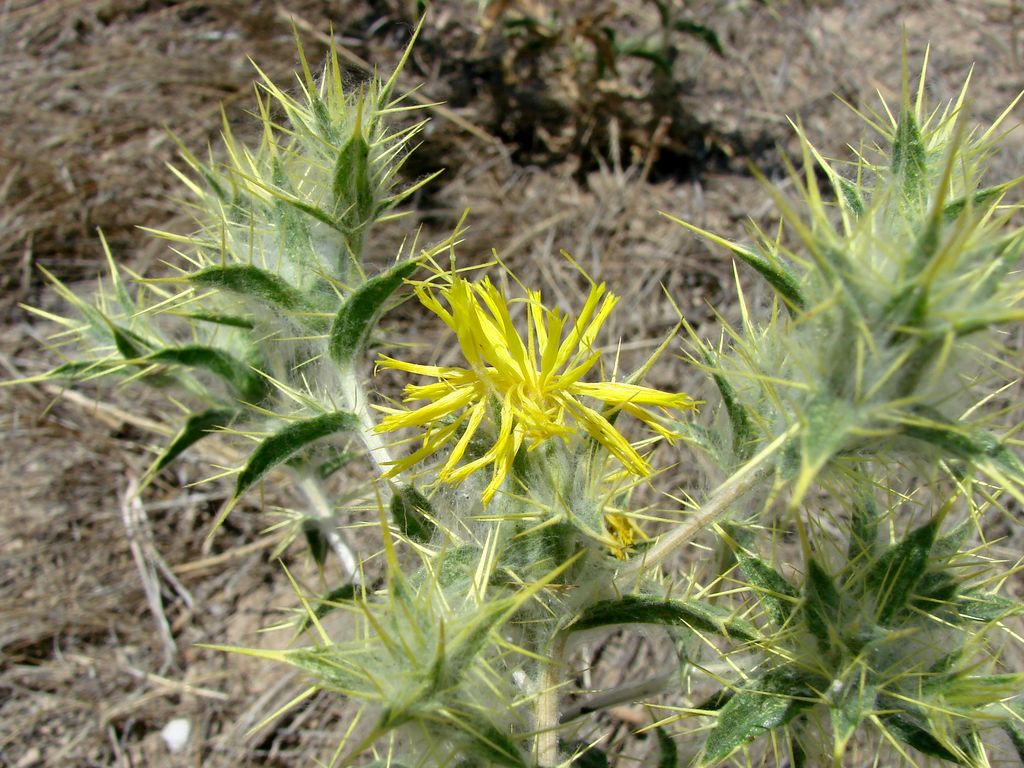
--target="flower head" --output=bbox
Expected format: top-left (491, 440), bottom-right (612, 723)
top-left (375, 265), bottom-right (696, 503)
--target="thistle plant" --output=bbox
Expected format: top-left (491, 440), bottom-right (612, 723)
top-left (12, 23), bottom-right (1024, 768)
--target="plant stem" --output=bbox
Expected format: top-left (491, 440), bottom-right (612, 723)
top-left (535, 629), bottom-right (569, 767)
top-left (297, 475), bottom-right (360, 582)
top-left (560, 672), bottom-right (673, 723)
top-left (340, 368), bottom-right (396, 479)
top-left (619, 426), bottom-right (793, 581)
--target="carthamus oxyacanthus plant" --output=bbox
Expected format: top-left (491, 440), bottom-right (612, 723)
top-left (11, 22), bottom-right (1024, 768)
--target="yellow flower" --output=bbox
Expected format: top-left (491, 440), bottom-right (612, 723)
top-left (374, 266), bottom-right (696, 504)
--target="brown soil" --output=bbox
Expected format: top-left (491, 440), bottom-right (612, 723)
top-left (2, 1), bottom-right (1023, 766)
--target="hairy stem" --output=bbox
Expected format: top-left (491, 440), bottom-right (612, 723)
top-left (536, 630), bottom-right (570, 767)
top-left (560, 672), bottom-right (673, 724)
top-left (620, 427), bottom-right (793, 581)
top-left (297, 476), bottom-right (360, 582)
top-left (340, 367), bottom-right (397, 479)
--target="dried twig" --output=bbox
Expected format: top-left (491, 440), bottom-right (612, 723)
top-left (121, 476), bottom-right (178, 670)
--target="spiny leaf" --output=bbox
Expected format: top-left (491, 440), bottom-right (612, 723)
top-left (837, 177), bottom-right (865, 218)
top-left (891, 108), bottom-right (928, 211)
top-left (46, 360), bottom-right (119, 380)
top-left (656, 726), bottom-right (680, 768)
top-left (389, 483), bottom-right (434, 543)
top-left (662, 212), bottom-right (806, 309)
top-left (704, 348), bottom-right (757, 463)
top-left (297, 582), bottom-right (360, 634)
top-left (830, 678), bottom-right (876, 757)
top-left (234, 411), bottom-right (359, 500)
top-left (877, 711), bottom-right (964, 764)
top-left (282, 646), bottom-right (365, 690)
top-left (701, 669), bottom-right (815, 766)
top-left (145, 346), bottom-right (267, 402)
top-left (739, 555), bottom-right (799, 628)
top-left (865, 517), bottom-right (938, 625)
top-left (271, 157), bottom-right (318, 272)
top-left (147, 408), bottom-right (237, 477)
top-left (803, 558), bottom-right (842, 650)
top-left (955, 591), bottom-right (1022, 622)
top-left (443, 709), bottom-right (526, 768)
top-left (107, 321), bottom-right (152, 359)
top-left (846, 491), bottom-right (880, 565)
top-left (329, 257), bottom-right (420, 369)
top-left (333, 129), bottom-right (374, 225)
top-left (792, 396), bottom-right (859, 506)
top-left (191, 264), bottom-right (306, 311)
top-left (303, 519), bottom-right (329, 568)
top-left (171, 310), bottom-right (254, 329)
top-left (571, 594), bottom-right (759, 642)
top-left (1001, 702), bottom-right (1024, 763)
top-left (931, 518), bottom-right (971, 560)
top-left (942, 184), bottom-right (1005, 222)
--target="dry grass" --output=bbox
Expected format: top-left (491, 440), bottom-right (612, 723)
top-left (2, 1), bottom-right (1023, 765)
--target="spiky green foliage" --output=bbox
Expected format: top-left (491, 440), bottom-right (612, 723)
top-left (655, 53), bottom-right (1024, 767)
top-left (15, 22), bottom-right (459, 556)
top-left (670, 62), bottom-right (1024, 504)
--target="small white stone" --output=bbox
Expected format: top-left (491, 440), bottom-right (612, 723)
top-left (160, 718), bottom-right (191, 753)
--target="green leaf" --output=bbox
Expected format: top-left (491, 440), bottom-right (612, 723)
top-left (390, 483), bottom-right (434, 543)
top-left (427, 545), bottom-right (482, 590)
top-left (656, 726), bottom-right (679, 768)
top-left (328, 257), bottom-right (420, 369)
top-left (803, 559), bottom-right (842, 650)
top-left (443, 710), bottom-right (526, 768)
top-left (170, 310), bottom-right (254, 329)
top-left (846, 491), bottom-right (880, 565)
top-left (46, 359), bottom-right (121, 380)
top-left (148, 408), bottom-right (237, 477)
top-left (837, 177), bottom-right (865, 218)
top-left (107, 320), bottom-right (152, 359)
top-left (145, 346), bottom-right (267, 402)
top-left (865, 517), bottom-right (938, 625)
top-left (191, 264), bottom-right (306, 311)
top-left (877, 711), bottom-right (964, 764)
top-left (942, 184), bottom-right (1005, 222)
top-left (571, 594), bottom-right (759, 642)
top-left (234, 411), bottom-right (359, 500)
top-left (317, 449), bottom-right (359, 480)
top-left (1001, 702), bottom-right (1024, 763)
top-left (830, 678), bottom-right (876, 757)
top-left (793, 396), bottom-right (858, 505)
top-left (704, 348), bottom-right (757, 462)
top-left (931, 518), bottom-right (971, 560)
top-left (333, 131), bottom-right (374, 225)
top-left (891, 109), bottom-right (927, 211)
top-left (911, 571), bottom-right (958, 612)
top-left (303, 519), bottom-right (329, 568)
top-left (701, 670), bottom-right (814, 766)
top-left (297, 583), bottom-right (360, 634)
top-left (662, 213), bottom-right (805, 310)
top-left (739, 555), bottom-right (798, 628)
top-left (271, 157), bottom-right (318, 272)
top-left (955, 591), bottom-right (1021, 622)
top-left (673, 19), bottom-right (724, 56)
top-left (283, 645), bottom-right (364, 690)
